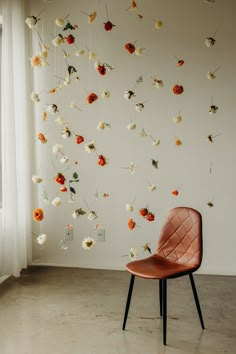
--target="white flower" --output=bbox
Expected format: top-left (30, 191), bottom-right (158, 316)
top-left (55, 18), bottom-right (65, 27)
top-left (97, 121), bottom-right (105, 130)
top-left (205, 37), bottom-right (215, 48)
top-left (130, 161), bottom-right (137, 175)
top-left (209, 105), bottom-right (218, 114)
top-left (155, 20), bottom-right (163, 29)
top-left (124, 90), bottom-right (135, 100)
top-left (75, 49), bottom-right (85, 56)
top-left (52, 143), bottom-right (63, 155)
top-left (173, 115), bottom-right (182, 124)
top-left (36, 234), bottom-right (47, 245)
top-left (152, 139), bottom-right (161, 146)
top-left (61, 128), bottom-right (71, 139)
top-left (84, 141), bottom-right (96, 153)
top-left (207, 72), bottom-right (216, 80)
top-left (101, 90), bottom-right (110, 98)
top-left (89, 51), bottom-right (96, 61)
top-left (64, 76), bottom-right (71, 86)
top-left (153, 78), bottom-right (164, 88)
top-left (32, 175), bottom-right (43, 184)
top-left (82, 237), bottom-right (96, 250)
top-left (60, 156), bottom-right (69, 164)
top-left (135, 47), bottom-right (143, 56)
top-left (88, 211), bottom-right (97, 221)
top-left (55, 115), bottom-right (66, 125)
top-left (135, 103), bottom-right (144, 112)
top-left (72, 208), bottom-right (86, 219)
top-left (148, 184), bottom-right (156, 192)
top-left (47, 104), bottom-right (58, 114)
top-left (127, 122), bottom-right (136, 131)
top-left (25, 16), bottom-right (38, 29)
top-left (126, 203), bottom-right (134, 212)
top-left (129, 248), bottom-right (138, 260)
top-left (52, 34), bottom-right (64, 47)
top-left (51, 197), bottom-right (61, 206)
top-left (31, 92), bottom-right (40, 103)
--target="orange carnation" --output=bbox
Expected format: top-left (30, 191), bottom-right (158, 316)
top-left (128, 218), bottom-right (136, 230)
top-left (33, 208), bottom-right (44, 222)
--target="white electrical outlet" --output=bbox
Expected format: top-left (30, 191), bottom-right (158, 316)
top-left (65, 227), bottom-right (73, 241)
top-left (95, 229), bottom-right (105, 242)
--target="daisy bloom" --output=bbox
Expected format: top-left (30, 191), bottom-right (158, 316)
top-left (33, 208), bottom-right (44, 222)
top-left (55, 18), bottom-right (65, 27)
top-left (32, 175), bottom-right (43, 184)
top-left (36, 234), bottom-right (47, 245)
top-left (128, 218), bottom-right (136, 230)
top-left (173, 115), bottom-right (182, 124)
top-left (127, 122), bottom-right (136, 131)
top-left (84, 141), bottom-right (96, 153)
top-left (87, 92), bottom-right (98, 104)
top-left (52, 34), bottom-right (64, 47)
top-left (82, 237), bottom-right (96, 250)
top-left (38, 132), bottom-right (47, 144)
top-left (129, 248), bottom-right (138, 260)
top-left (31, 92), bottom-right (40, 103)
top-left (60, 155), bottom-right (69, 164)
top-left (51, 197), bottom-right (61, 206)
top-left (101, 90), bottom-right (110, 99)
top-left (52, 143), bottom-right (63, 155)
top-left (25, 16), bottom-right (39, 29)
top-left (88, 211), bottom-right (97, 221)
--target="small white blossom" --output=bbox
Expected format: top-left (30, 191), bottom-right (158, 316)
top-left (135, 47), bottom-right (143, 56)
top-left (55, 18), bottom-right (65, 27)
top-left (52, 143), bottom-right (63, 155)
top-left (152, 139), bottom-right (161, 146)
top-left (32, 175), bottom-right (43, 184)
top-left (129, 248), bottom-right (138, 260)
top-left (25, 16), bottom-right (38, 29)
top-left (60, 156), bottom-right (69, 164)
top-left (84, 141), bottom-right (96, 153)
top-left (126, 203), bottom-right (134, 212)
top-left (173, 115), bottom-right (182, 124)
top-left (51, 197), bottom-right (61, 206)
top-left (101, 90), bottom-right (110, 99)
top-left (36, 234), bottom-right (47, 245)
top-left (127, 122), bottom-right (136, 131)
top-left (52, 34), bottom-right (64, 47)
top-left (135, 103), bottom-right (144, 112)
top-left (31, 92), bottom-right (40, 103)
top-left (88, 211), bottom-right (97, 221)
top-left (75, 49), bottom-right (85, 56)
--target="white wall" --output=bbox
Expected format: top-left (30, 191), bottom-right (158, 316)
top-left (29, 0), bottom-right (236, 274)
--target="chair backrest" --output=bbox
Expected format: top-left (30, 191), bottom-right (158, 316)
top-left (155, 207), bottom-right (202, 268)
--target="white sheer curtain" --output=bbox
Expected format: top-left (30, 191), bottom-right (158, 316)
top-left (0, 0), bottom-right (32, 277)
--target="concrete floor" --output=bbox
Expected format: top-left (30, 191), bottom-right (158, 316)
top-left (0, 267), bottom-right (235, 354)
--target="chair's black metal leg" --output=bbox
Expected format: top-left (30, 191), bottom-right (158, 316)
top-left (122, 274), bottom-right (135, 330)
top-left (159, 279), bottom-right (163, 317)
top-left (189, 273), bottom-right (205, 329)
top-left (162, 279), bottom-right (167, 345)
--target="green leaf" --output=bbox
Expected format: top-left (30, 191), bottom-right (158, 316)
top-left (72, 172), bottom-right (78, 179)
top-left (68, 65), bottom-right (77, 75)
top-left (151, 159), bottom-right (159, 169)
top-left (70, 187), bottom-right (76, 194)
top-left (63, 22), bottom-right (75, 31)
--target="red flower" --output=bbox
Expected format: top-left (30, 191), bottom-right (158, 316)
top-left (54, 173), bottom-right (66, 185)
top-left (177, 60), bottom-right (184, 67)
top-left (173, 84), bottom-right (184, 95)
top-left (87, 93), bottom-right (98, 104)
top-left (128, 218), bottom-right (136, 230)
top-left (125, 43), bottom-right (136, 54)
top-left (104, 21), bottom-right (115, 31)
top-left (76, 135), bottom-right (84, 144)
top-left (139, 208), bottom-right (148, 217)
top-left (60, 186), bottom-right (68, 192)
top-left (146, 212), bottom-right (155, 222)
top-left (97, 154), bottom-right (106, 166)
top-left (66, 34), bottom-right (75, 44)
top-left (172, 189), bottom-right (179, 196)
top-left (97, 65), bottom-right (106, 75)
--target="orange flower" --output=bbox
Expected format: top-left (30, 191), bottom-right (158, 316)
top-left (30, 55), bottom-right (41, 67)
top-left (38, 132), bottom-right (47, 144)
top-left (60, 186), bottom-right (68, 192)
top-left (173, 84), bottom-right (184, 95)
top-left (175, 137), bottom-right (182, 146)
top-left (42, 112), bottom-right (47, 121)
top-left (97, 154), bottom-right (107, 166)
top-left (54, 173), bottom-right (66, 185)
top-left (33, 208), bottom-right (44, 222)
top-left (128, 218), bottom-right (136, 230)
top-left (172, 189), bottom-right (179, 196)
top-left (86, 93), bottom-right (98, 104)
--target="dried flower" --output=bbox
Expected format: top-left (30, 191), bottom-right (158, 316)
top-left (135, 47), bottom-right (144, 56)
top-left (88, 211), bottom-right (97, 221)
top-left (84, 141), bottom-right (96, 153)
top-left (129, 248), bottom-right (138, 260)
top-left (152, 139), bottom-right (160, 146)
top-left (143, 243), bottom-right (152, 254)
top-left (148, 183), bottom-right (156, 192)
top-left (207, 72), bottom-right (216, 80)
top-left (135, 103), bottom-right (144, 112)
top-left (75, 49), bottom-right (85, 56)
top-left (60, 186), bottom-right (67, 192)
top-left (52, 34), bottom-right (64, 47)
top-left (76, 135), bottom-right (84, 144)
top-left (52, 143), bottom-right (63, 155)
top-left (88, 51), bottom-right (96, 61)
top-left (128, 218), bottom-right (136, 230)
top-left (31, 92), bottom-right (40, 103)
top-left (104, 20), bottom-right (115, 31)
top-left (87, 93), bottom-right (98, 104)
top-left (125, 43), bottom-right (136, 54)
top-left (152, 78), bottom-right (164, 88)
top-left (175, 137), bottom-right (182, 146)
top-left (205, 37), bottom-right (215, 48)
top-left (33, 208), bottom-right (44, 222)
top-left (88, 11), bottom-right (97, 23)
top-left (65, 34), bottom-right (75, 44)
top-left (97, 154), bottom-right (107, 166)
top-left (30, 55), bottom-right (42, 67)
top-left (51, 197), bottom-right (61, 206)
top-left (139, 208), bottom-right (148, 217)
top-left (173, 84), bottom-right (184, 95)
top-left (25, 16), bottom-right (39, 29)
top-left (124, 90), bottom-right (136, 100)
top-left (54, 173), bottom-right (66, 185)
top-left (146, 212), bottom-right (155, 222)
top-left (155, 20), bottom-right (163, 29)
top-left (61, 127), bottom-right (71, 139)
top-left (126, 203), bottom-right (134, 212)
top-left (173, 114), bottom-right (182, 124)
top-left (72, 208), bottom-right (87, 219)
top-left (82, 237), bottom-right (96, 250)
top-left (32, 175), bottom-right (43, 184)
top-left (36, 234), bottom-right (47, 245)
top-left (101, 90), bottom-right (110, 98)
top-left (209, 105), bottom-right (218, 115)
top-left (60, 156), bottom-right (69, 164)
top-left (55, 18), bottom-right (65, 27)
top-left (127, 122), bottom-right (136, 131)
top-left (38, 132), bottom-right (47, 144)
top-left (47, 104), bottom-right (58, 114)
top-left (172, 189), bottom-right (179, 196)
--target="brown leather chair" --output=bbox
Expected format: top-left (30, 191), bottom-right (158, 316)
top-left (122, 207), bottom-right (204, 345)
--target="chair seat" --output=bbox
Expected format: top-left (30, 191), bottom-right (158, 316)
top-left (126, 254), bottom-right (198, 279)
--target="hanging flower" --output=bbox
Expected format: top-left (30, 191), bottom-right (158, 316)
top-left (97, 154), bottom-right (107, 166)
top-left (42, 111), bottom-right (47, 121)
top-left (175, 137), bottom-right (182, 146)
top-left (52, 143), bottom-right (63, 155)
top-left (143, 243), bottom-right (152, 254)
top-left (172, 189), bottom-right (179, 196)
top-left (60, 156), bottom-right (69, 164)
top-left (51, 197), bottom-right (61, 206)
top-left (101, 90), bottom-right (110, 98)
top-left (55, 18), bottom-right (65, 27)
top-left (25, 15), bottom-right (39, 29)
top-left (60, 186), bottom-right (68, 192)
top-left (86, 93), bottom-right (98, 104)
top-left (207, 72), bottom-right (216, 80)
top-left (61, 127), bottom-right (72, 139)
top-left (152, 78), bottom-right (164, 88)
top-left (88, 51), bottom-right (96, 61)
top-left (128, 218), bottom-right (136, 230)
top-left (146, 212), bottom-right (155, 222)
top-left (95, 62), bottom-right (106, 75)
top-left (127, 122), bottom-right (136, 131)
top-left (130, 0), bottom-right (138, 11)
top-left (65, 34), bottom-right (75, 44)
top-left (173, 114), bottom-right (182, 124)
top-left (47, 104), bottom-right (58, 114)
top-left (104, 21), bottom-right (115, 31)
top-left (32, 175), bottom-right (43, 184)
top-left (126, 203), bottom-right (134, 212)
top-left (76, 135), bottom-right (84, 144)
top-left (30, 55), bottom-right (42, 67)
top-left (38, 132), bottom-right (47, 144)
top-left (205, 37), bottom-right (216, 47)
top-left (152, 138), bottom-right (160, 146)
top-left (209, 105), bottom-right (218, 114)
top-left (128, 248), bottom-right (138, 260)
top-left (88, 211), bottom-right (97, 221)
top-left (88, 11), bottom-right (97, 23)
top-left (31, 92), bottom-right (40, 103)
top-left (154, 20), bottom-right (163, 29)
top-left (97, 121), bottom-right (111, 130)
top-left (84, 141), bottom-right (96, 153)
top-left (33, 208), bottom-right (44, 222)
top-left (173, 84), bottom-right (184, 95)
top-left (147, 183), bottom-right (156, 192)
top-left (75, 49), bottom-right (85, 56)
top-left (36, 234), bottom-right (47, 245)
top-left (139, 208), bottom-right (148, 217)
top-left (52, 34), bottom-right (64, 47)
top-left (82, 237), bottom-right (96, 250)
top-left (125, 42), bottom-right (136, 54)
top-left (135, 103), bottom-right (144, 112)
top-left (54, 173), bottom-right (66, 185)
top-left (124, 90), bottom-right (136, 100)
top-left (135, 47), bottom-right (144, 56)
top-left (72, 208), bottom-right (87, 219)
top-left (140, 129), bottom-right (148, 137)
